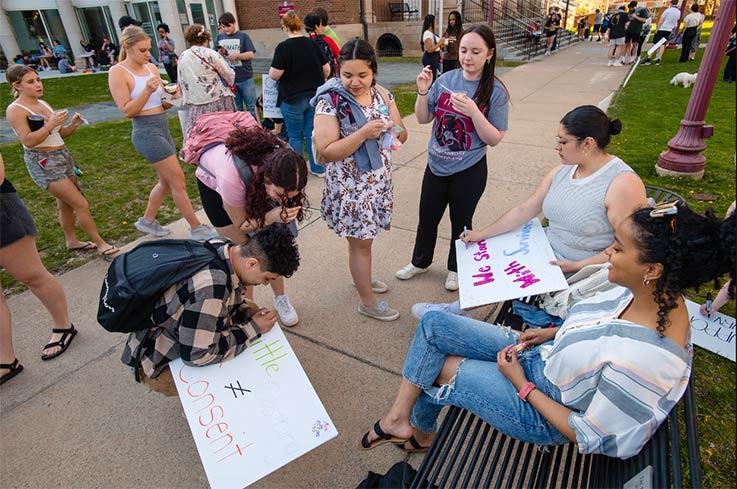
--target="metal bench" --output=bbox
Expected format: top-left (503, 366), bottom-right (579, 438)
top-left (410, 297), bottom-right (701, 488)
top-left (388, 2), bottom-right (419, 20)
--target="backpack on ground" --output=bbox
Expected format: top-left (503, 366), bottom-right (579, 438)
top-left (97, 239), bottom-right (229, 333)
top-left (310, 33), bottom-right (339, 78)
top-left (180, 110), bottom-right (259, 165)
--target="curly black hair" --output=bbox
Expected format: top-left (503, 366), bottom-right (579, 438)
top-left (631, 203), bottom-right (736, 334)
top-left (225, 126), bottom-right (308, 229)
top-left (238, 224), bottom-right (300, 278)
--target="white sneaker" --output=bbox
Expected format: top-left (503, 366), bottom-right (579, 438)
top-left (310, 170), bottom-right (326, 178)
top-left (190, 224), bottom-right (219, 241)
top-left (445, 271), bottom-right (459, 291)
top-left (411, 300), bottom-right (471, 320)
top-left (135, 217), bottom-right (171, 237)
top-left (395, 263), bottom-right (429, 280)
top-left (358, 301), bottom-right (399, 321)
top-left (612, 61), bottom-right (623, 67)
top-left (274, 295), bottom-right (299, 327)
top-left (351, 276), bottom-right (389, 293)
top-left (607, 59), bottom-right (614, 66)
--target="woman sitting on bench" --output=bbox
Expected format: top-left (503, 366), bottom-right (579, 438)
top-left (360, 203), bottom-right (734, 458)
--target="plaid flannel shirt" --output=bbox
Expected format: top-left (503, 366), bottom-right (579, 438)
top-left (120, 244), bottom-right (261, 379)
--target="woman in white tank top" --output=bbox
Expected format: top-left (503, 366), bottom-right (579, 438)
top-left (4, 65), bottom-right (118, 257)
top-left (108, 26), bottom-right (217, 241)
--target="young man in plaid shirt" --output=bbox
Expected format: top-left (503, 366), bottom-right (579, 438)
top-left (121, 225), bottom-right (300, 395)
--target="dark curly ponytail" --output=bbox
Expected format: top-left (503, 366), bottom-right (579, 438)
top-left (630, 204), bottom-right (736, 334)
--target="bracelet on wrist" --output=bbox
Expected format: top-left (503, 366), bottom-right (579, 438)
top-left (417, 89), bottom-right (429, 96)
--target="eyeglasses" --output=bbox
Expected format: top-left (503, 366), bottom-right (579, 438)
top-left (650, 201), bottom-right (678, 234)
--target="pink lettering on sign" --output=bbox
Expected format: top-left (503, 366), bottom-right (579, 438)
top-left (471, 240), bottom-right (495, 286)
top-left (504, 260), bottom-right (541, 289)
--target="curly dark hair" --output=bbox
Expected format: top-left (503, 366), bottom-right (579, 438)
top-left (630, 203), bottom-right (736, 334)
top-left (225, 126), bottom-right (308, 229)
top-left (238, 224), bottom-right (300, 278)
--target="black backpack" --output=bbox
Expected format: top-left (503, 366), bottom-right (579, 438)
top-left (97, 239), bottom-right (229, 333)
top-left (310, 33), bottom-right (338, 77)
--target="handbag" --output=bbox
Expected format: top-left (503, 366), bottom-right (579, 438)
top-left (190, 48), bottom-right (236, 94)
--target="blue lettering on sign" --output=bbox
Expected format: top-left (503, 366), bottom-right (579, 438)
top-left (503, 221), bottom-right (534, 256)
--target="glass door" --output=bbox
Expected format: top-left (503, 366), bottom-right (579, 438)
top-left (131, 2), bottom-right (163, 59)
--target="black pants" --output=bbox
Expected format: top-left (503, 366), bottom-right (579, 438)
top-left (724, 53), bottom-right (736, 82)
top-left (680, 27), bottom-right (697, 62)
top-left (411, 156), bottom-right (488, 272)
top-left (163, 61), bottom-right (178, 83)
top-left (422, 51), bottom-right (441, 82)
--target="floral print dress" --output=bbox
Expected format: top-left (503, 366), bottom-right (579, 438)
top-left (316, 88), bottom-right (395, 240)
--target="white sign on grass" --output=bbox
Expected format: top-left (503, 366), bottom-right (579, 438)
top-left (262, 75), bottom-right (282, 119)
top-left (456, 218), bottom-right (568, 309)
top-left (170, 325), bottom-right (338, 488)
top-left (685, 300), bottom-right (735, 362)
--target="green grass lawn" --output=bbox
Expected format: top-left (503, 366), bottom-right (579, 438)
top-left (608, 44), bottom-right (735, 489)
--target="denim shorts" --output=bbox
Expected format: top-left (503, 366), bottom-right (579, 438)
top-left (131, 113), bottom-right (176, 163)
top-left (23, 147), bottom-right (75, 190)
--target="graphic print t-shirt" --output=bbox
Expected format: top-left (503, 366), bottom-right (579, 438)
top-left (426, 69), bottom-right (509, 176)
top-left (215, 31), bottom-right (255, 81)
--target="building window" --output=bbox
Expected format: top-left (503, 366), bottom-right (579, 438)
top-left (75, 6), bottom-right (118, 47)
top-left (7, 10), bottom-right (70, 56)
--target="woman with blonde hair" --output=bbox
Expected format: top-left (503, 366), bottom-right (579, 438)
top-left (178, 23), bottom-right (236, 135)
top-left (108, 26), bottom-right (217, 241)
top-left (5, 65), bottom-right (118, 256)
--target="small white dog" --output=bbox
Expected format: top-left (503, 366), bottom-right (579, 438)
top-left (670, 72), bottom-right (698, 88)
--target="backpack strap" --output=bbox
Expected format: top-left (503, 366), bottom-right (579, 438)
top-left (231, 153), bottom-right (253, 188)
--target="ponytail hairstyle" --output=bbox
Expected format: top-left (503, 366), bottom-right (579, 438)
top-left (6, 65), bottom-right (37, 99)
top-left (184, 23), bottom-right (212, 46)
top-left (119, 25), bottom-right (150, 62)
top-left (630, 203), bottom-right (736, 334)
top-left (560, 105), bottom-right (622, 149)
top-left (458, 24), bottom-right (508, 114)
top-left (225, 127), bottom-right (309, 229)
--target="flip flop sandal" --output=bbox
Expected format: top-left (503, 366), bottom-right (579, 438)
top-left (68, 242), bottom-right (96, 251)
top-left (41, 324), bottom-right (78, 361)
top-left (0, 358), bottom-right (24, 385)
top-left (394, 435), bottom-right (431, 454)
top-left (99, 246), bottom-right (120, 257)
top-left (359, 419), bottom-right (410, 450)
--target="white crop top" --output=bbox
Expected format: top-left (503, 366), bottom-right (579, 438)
top-left (116, 64), bottom-right (163, 111)
top-left (9, 100), bottom-right (65, 149)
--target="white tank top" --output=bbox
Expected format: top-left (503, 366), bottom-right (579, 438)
top-left (116, 64), bottom-right (163, 111)
top-left (9, 100), bottom-right (65, 149)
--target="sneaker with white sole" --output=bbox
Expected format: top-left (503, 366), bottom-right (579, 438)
top-left (395, 263), bottom-right (429, 280)
top-left (358, 301), bottom-right (399, 321)
top-left (411, 300), bottom-right (471, 320)
top-left (190, 224), bottom-right (219, 241)
top-left (351, 276), bottom-right (389, 293)
top-left (135, 217), bottom-right (171, 237)
top-left (445, 271), bottom-right (459, 291)
top-left (274, 294), bottom-right (299, 327)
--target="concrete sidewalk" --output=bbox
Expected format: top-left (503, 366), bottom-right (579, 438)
top-left (0, 42), bottom-right (628, 489)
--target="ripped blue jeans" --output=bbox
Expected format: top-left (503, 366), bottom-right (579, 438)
top-left (403, 311), bottom-right (570, 446)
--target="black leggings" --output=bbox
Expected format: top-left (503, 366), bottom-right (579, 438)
top-left (411, 156), bottom-right (488, 272)
top-left (680, 27), bottom-right (697, 62)
top-left (422, 51), bottom-right (441, 82)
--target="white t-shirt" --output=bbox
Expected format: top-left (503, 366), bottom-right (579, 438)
top-left (422, 30), bottom-right (439, 52)
top-left (658, 6), bottom-right (681, 31)
top-left (683, 12), bottom-right (703, 28)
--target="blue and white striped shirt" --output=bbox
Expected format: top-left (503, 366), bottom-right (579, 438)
top-left (543, 287), bottom-right (692, 459)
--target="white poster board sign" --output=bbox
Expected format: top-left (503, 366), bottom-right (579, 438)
top-left (686, 300), bottom-right (735, 362)
top-left (171, 325), bottom-right (338, 488)
top-left (262, 75), bottom-right (282, 119)
top-left (456, 218), bottom-right (568, 309)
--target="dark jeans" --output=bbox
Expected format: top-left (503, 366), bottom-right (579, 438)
top-left (680, 27), bottom-right (697, 62)
top-left (422, 51), bottom-right (441, 82)
top-left (163, 61), bottom-right (177, 83)
top-left (411, 156), bottom-right (487, 272)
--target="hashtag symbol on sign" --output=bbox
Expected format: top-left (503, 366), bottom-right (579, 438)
top-left (224, 380), bottom-right (251, 398)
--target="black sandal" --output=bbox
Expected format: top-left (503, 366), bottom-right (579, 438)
top-left (41, 324), bottom-right (78, 361)
top-left (0, 358), bottom-right (24, 385)
top-left (359, 419), bottom-right (410, 450)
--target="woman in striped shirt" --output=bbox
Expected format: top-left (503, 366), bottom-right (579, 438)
top-left (360, 203), bottom-right (734, 458)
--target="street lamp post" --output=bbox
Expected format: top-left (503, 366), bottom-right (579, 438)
top-left (656, 0), bottom-right (736, 179)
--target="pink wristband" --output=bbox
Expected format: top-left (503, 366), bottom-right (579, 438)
top-left (517, 381), bottom-right (537, 402)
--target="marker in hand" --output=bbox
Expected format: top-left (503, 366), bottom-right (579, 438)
top-left (705, 292), bottom-right (713, 318)
top-left (506, 342), bottom-right (527, 359)
top-left (463, 226), bottom-right (469, 249)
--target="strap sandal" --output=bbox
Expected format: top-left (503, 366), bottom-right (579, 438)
top-left (0, 358), bottom-right (24, 385)
top-left (359, 419), bottom-right (410, 450)
top-left (41, 324), bottom-right (78, 361)
top-left (394, 434), bottom-right (431, 453)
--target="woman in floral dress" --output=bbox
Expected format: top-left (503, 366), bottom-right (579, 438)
top-left (312, 39), bottom-right (407, 321)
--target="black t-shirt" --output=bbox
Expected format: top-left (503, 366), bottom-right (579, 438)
top-left (271, 37), bottom-right (328, 105)
top-left (609, 11), bottom-right (629, 38)
top-left (0, 178), bottom-right (16, 194)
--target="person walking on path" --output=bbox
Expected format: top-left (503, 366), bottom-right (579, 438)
top-left (642, 0), bottom-right (681, 65)
top-left (5, 65), bottom-right (118, 257)
top-left (313, 40), bottom-right (408, 322)
top-left (395, 25), bottom-right (509, 293)
top-left (591, 9), bottom-right (603, 41)
top-left (156, 23), bottom-right (178, 83)
top-left (0, 153), bottom-right (79, 384)
top-left (216, 12), bottom-right (258, 120)
top-left (108, 26), bottom-right (218, 241)
top-left (178, 24), bottom-right (236, 136)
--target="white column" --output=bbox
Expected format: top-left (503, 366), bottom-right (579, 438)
top-left (108, 0), bottom-right (128, 41)
top-left (54, 0), bottom-right (84, 59)
top-left (158, 0), bottom-right (185, 56)
top-left (0, 9), bottom-right (22, 62)
top-left (222, 0), bottom-right (238, 29)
